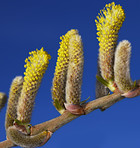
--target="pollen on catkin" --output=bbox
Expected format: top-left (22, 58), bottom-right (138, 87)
top-left (114, 40), bottom-right (133, 93)
top-left (65, 33), bottom-right (84, 105)
top-left (52, 29), bottom-right (78, 113)
top-left (5, 76), bottom-right (23, 130)
top-left (17, 48), bottom-right (51, 123)
top-left (95, 2), bottom-right (125, 81)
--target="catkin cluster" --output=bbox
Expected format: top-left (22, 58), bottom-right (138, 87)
top-left (52, 29), bottom-right (84, 114)
top-left (95, 2), bottom-right (134, 95)
top-left (52, 30), bottom-right (78, 111)
top-left (95, 2), bottom-right (125, 82)
top-left (2, 2), bottom-right (138, 148)
top-left (5, 48), bottom-right (51, 147)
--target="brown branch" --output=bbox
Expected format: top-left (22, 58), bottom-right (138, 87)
top-left (31, 92), bottom-right (122, 135)
top-left (1, 85), bottom-right (140, 148)
top-left (0, 139), bottom-right (15, 148)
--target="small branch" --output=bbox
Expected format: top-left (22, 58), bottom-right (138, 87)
top-left (1, 86), bottom-right (140, 148)
top-left (31, 110), bottom-right (77, 135)
top-left (31, 92), bottom-right (122, 135)
top-left (84, 92), bottom-right (123, 113)
top-left (0, 139), bottom-right (15, 148)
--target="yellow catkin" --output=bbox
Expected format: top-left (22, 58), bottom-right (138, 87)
top-left (0, 92), bottom-right (7, 111)
top-left (66, 33), bottom-right (84, 105)
top-left (17, 48), bottom-right (51, 123)
top-left (7, 126), bottom-right (52, 148)
top-left (5, 76), bottom-right (23, 130)
top-left (95, 2), bottom-right (125, 82)
top-left (52, 29), bottom-right (78, 112)
top-left (114, 40), bottom-right (133, 93)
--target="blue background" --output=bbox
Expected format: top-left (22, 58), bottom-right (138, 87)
top-left (0, 0), bottom-right (140, 148)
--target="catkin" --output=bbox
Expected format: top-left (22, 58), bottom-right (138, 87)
top-left (5, 76), bottom-right (23, 130)
top-left (52, 29), bottom-right (78, 112)
top-left (7, 126), bottom-right (52, 148)
top-left (65, 34), bottom-right (84, 105)
top-left (114, 40), bottom-right (133, 93)
top-left (95, 2), bottom-right (125, 81)
top-left (17, 48), bottom-right (51, 123)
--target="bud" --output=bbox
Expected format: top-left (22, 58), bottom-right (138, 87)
top-left (17, 48), bottom-right (51, 123)
top-left (5, 76), bottom-right (23, 130)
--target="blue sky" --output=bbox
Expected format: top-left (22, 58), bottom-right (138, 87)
top-left (0, 0), bottom-right (140, 148)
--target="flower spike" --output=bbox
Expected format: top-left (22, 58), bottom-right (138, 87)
top-left (64, 33), bottom-right (84, 115)
top-left (17, 48), bottom-right (51, 123)
top-left (5, 76), bottom-right (23, 130)
top-left (52, 29), bottom-right (78, 114)
top-left (95, 2), bottom-right (125, 85)
top-left (114, 40), bottom-right (134, 96)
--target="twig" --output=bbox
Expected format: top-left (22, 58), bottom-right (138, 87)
top-left (31, 92), bottom-right (122, 135)
top-left (1, 85), bottom-right (140, 148)
top-left (0, 139), bottom-right (15, 148)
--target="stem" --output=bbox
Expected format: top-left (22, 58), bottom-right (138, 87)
top-left (0, 139), bottom-right (15, 148)
top-left (31, 92), bottom-right (122, 135)
top-left (1, 84), bottom-right (140, 148)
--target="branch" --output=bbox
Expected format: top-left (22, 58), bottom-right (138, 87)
top-left (31, 92), bottom-right (123, 135)
top-left (1, 83), bottom-right (139, 148)
top-left (0, 139), bottom-right (15, 148)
